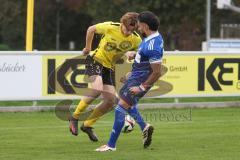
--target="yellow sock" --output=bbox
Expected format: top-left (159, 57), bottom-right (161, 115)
top-left (84, 107), bottom-right (105, 127)
top-left (73, 100), bottom-right (89, 119)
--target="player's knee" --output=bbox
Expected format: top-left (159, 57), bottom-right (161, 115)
top-left (84, 91), bottom-right (101, 100)
top-left (103, 96), bottom-right (116, 107)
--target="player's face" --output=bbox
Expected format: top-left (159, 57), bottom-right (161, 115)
top-left (137, 22), bottom-right (147, 37)
top-left (121, 24), bottom-right (135, 36)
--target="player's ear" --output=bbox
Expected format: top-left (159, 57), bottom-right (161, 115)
top-left (145, 23), bottom-right (150, 31)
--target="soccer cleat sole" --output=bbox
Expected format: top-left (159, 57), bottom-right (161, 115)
top-left (69, 120), bottom-right (78, 136)
top-left (69, 127), bottom-right (78, 136)
top-left (143, 126), bottom-right (154, 148)
top-left (80, 125), bottom-right (98, 142)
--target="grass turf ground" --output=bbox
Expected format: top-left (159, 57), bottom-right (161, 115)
top-left (0, 96), bottom-right (240, 106)
top-left (0, 107), bottom-right (240, 160)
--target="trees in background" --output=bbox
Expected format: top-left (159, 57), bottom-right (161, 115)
top-left (0, 0), bottom-right (26, 50)
top-left (0, 0), bottom-right (240, 51)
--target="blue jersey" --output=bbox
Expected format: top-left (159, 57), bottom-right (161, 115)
top-left (130, 32), bottom-right (164, 82)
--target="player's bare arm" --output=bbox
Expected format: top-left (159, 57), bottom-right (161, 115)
top-left (130, 63), bottom-right (161, 95)
top-left (120, 72), bottom-right (132, 83)
top-left (83, 25), bottom-right (96, 55)
top-left (142, 62), bottom-right (162, 87)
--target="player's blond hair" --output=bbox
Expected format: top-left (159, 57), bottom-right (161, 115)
top-left (120, 12), bottom-right (139, 30)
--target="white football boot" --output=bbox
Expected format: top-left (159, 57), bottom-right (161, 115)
top-left (95, 145), bottom-right (116, 152)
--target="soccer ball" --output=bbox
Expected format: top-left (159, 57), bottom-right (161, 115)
top-left (122, 115), bottom-right (136, 133)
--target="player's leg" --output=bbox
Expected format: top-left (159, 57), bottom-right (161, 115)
top-left (96, 80), bottom-right (132, 151)
top-left (126, 91), bottom-right (154, 148)
top-left (81, 85), bottom-right (116, 142)
top-left (127, 105), bottom-right (146, 131)
top-left (96, 80), bottom-right (154, 151)
top-left (83, 85), bottom-right (116, 127)
top-left (96, 100), bottom-right (154, 151)
top-left (69, 55), bottom-right (103, 136)
top-left (81, 65), bottom-right (116, 130)
top-left (73, 75), bottom-right (103, 119)
top-left (106, 99), bottom-right (131, 148)
top-left (95, 99), bottom-right (130, 151)
top-left (69, 75), bottom-right (103, 136)
top-left (80, 65), bottom-right (116, 141)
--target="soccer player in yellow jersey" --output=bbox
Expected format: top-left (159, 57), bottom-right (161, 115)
top-left (69, 12), bottom-right (142, 141)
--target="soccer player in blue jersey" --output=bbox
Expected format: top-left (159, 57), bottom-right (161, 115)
top-left (95, 11), bottom-right (164, 151)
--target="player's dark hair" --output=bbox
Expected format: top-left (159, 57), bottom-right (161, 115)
top-left (138, 11), bottom-right (160, 31)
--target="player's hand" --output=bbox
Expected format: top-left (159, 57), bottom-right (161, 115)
top-left (120, 72), bottom-right (131, 83)
top-left (125, 51), bottom-right (136, 61)
top-left (129, 86), bottom-right (142, 95)
top-left (82, 48), bottom-right (91, 55)
top-left (120, 76), bottom-right (127, 83)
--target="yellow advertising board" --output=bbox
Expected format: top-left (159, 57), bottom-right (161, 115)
top-left (42, 53), bottom-right (240, 98)
top-left (42, 55), bottom-right (87, 97)
top-left (160, 54), bottom-right (240, 97)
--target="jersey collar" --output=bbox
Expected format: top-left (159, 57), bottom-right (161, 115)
top-left (144, 32), bottom-right (159, 42)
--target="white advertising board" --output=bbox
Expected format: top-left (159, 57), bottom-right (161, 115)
top-left (0, 55), bottom-right (42, 100)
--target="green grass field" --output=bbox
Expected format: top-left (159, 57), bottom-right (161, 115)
top-left (0, 108), bottom-right (240, 160)
top-left (0, 96), bottom-right (240, 106)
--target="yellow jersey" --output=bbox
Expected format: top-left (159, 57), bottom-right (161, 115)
top-left (91, 21), bottom-right (142, 69)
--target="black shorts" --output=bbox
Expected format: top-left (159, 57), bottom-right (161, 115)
top-left (85, 55), bottom-right (115, 86)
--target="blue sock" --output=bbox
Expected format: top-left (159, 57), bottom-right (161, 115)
top-left (107, 104), bottom-right (126, 148)
top-left (128, 105), bottom-right (146, 131)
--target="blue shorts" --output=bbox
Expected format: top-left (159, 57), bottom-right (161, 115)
top-left (119, 78), bottom-right (150, 106)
